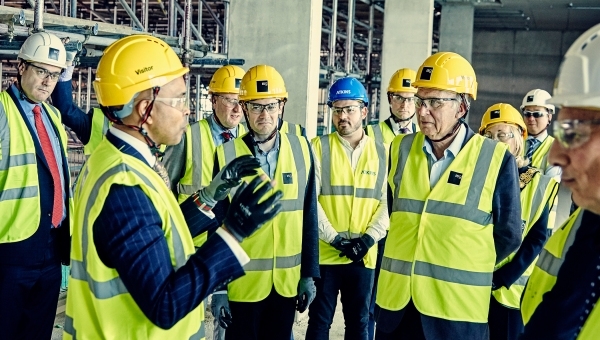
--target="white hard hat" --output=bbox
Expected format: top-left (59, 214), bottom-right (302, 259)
top-left (520, 89), bottom-right (555, 114)
top-left (18, 32), bottom-right (67, 69)
top-left (548, 23), bottom-right (600, 109)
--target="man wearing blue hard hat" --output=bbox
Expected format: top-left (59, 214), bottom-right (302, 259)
top-left (306, 77), bottom-right (389, 340)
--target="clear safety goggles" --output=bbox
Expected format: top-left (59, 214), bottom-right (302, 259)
top-left (553, 119), bottom-right (600, 149)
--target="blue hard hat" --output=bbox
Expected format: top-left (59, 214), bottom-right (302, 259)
top-left (327, 77), bottom-right (369, 107)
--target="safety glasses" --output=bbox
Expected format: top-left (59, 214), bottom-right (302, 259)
top-left (414, 96), bottom-right (458, 110)
top-left (523, 110), bottom-right (548, 118)
top-left (553, 119), bottom-right (600, 149)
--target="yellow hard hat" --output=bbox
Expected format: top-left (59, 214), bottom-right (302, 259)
top-left (239, 65), bottom-right (288, 101)
top-left (479, 103), bottom-right (527, 139)
top-left (209, 65), bottom-right (245, 94)
top-left (412, 52), bottom-right (478, 100)
top-left (93, 35), bottom-right (189, 107)
top-left (387, 68), bottom-right (417, 93)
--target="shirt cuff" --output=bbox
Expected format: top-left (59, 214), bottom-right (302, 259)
top-left (216, 227), bottom-right (250, 266)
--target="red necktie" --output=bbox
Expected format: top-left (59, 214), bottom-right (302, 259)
top-left (221, 131), bottom-right (234, 142)
top-left (33, 105), bottom-right (63, 228)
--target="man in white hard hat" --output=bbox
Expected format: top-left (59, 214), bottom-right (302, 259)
top-left (520, 22), bottom-right (600, 339)
top-left (521, 89), bottom-right (562, 181)
top-left (0, 32), bottom-right (71, 339)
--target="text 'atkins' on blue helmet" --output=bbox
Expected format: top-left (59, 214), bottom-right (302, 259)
top-left (327, 77), bottom-right (369, 107)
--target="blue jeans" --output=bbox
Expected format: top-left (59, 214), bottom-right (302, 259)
top-left (306, 262), bottom-right (374, 340)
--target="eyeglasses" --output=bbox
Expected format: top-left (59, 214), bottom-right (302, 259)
top-left (214, 95), bottom-right (240, 108)
top-left (331, 105), bottom-right (363, 116)
top-left (414, 96), bottom-right (458, 110)
top-left (245, 101), bottom-right (281, 114)
top-left (26, 62), bottom-right (61, 82)
top-left (553, 119), bottom-right (600, 149)
top-left (152, 96), bottom-right (190, 112)
top-left (483, 131), bottom-right (515, 142)
top-left (390, 94), bottom-right (415, 105)
top-left (523, 110), bottom-right (549, 118)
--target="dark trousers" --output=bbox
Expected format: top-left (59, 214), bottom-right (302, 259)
top-left (375, 300), bottom-right (489, 340)
top-left (306, 262), bottom-right (375, 340)
top-left (226, 287), bottom-right (296, 340)
top-left (368, 237), bottom-right (386, 340)
top-left (0, 244), bottom-right (61, 340)
top-left (488, 296), bottom-right (524, 340)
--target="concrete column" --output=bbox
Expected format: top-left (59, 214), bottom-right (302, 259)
top-left (439, 1), bottom-right (474, 62)
top-left (228, 0), bottom-right (323, 139)
top-left (379, 0), bottom-right (434, 121)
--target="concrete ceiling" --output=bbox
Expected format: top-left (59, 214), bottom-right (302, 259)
top-left (473, 0), bottom-right (600, 31)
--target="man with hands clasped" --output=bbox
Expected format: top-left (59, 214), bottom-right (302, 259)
top-left (306, 77), bottom-right (389, 340)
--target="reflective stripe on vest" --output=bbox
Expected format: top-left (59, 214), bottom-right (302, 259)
top-left (217, 133), bottom-right (309, 302)
top-left (492, 172), bottom-right (558, 308)
top-left (315, 133), bottom-right (387, 268)
top-left (178, 119), bottom-right (246, 202)
top-left (521, 208), bottom-right (584, 324)
top-left (84, 108), bottom-right (110, 156)
top-left (65, 139), bottom-right (203, 339)
top-left (530, 136), bottom-right (555, 172)
top-left (280, 121), bottom-right (303, 136)
top-left (366, 122), bottom-right (395, 147)
top-left (377, 131), bottom-right (505, 322)
top-left (0, 91), bottom-right (70, 242)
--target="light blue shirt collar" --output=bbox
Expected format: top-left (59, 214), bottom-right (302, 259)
top-left (423, 124), bottom-right (466, 162)
top-left (207, 114), bottom-right (238, 146)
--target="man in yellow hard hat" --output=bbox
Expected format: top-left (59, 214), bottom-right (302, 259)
top-left (520, 22), bottom-right (600, 339)
top-left (212, 64), bottom-right (319, 340)
top-left (0, 31), bottom-right (72, 340)
top-left (365, 68), bottom-right (419, 147)
top-left (63, 35), bottom-right (282, 339)
top-left (375, 52), bottom-right (522, 339)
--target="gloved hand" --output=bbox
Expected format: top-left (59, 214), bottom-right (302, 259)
top-left (198, 155), bottom-right (261, 208)
top-left (296, 277), bottom-right (316, 313)
top-left (58, 64), bottom-right (75, 82)
top-left (330, 234), bottom-right (351, 252)
top-left (210, 293), bottom-right (233, 329)
top-left (223, 176), bottom-right (283, 242)
top-left (339, 234), bottom-right (375, 262)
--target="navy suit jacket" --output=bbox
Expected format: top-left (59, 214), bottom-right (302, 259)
top-left (50, 80), bottom-right (93, 144)
top-left (91, 132), bottom-right (244, 328)
top-left (0, 89), bottom-right (71, 266)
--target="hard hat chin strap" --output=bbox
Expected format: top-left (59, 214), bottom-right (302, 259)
top-left (104, 86), bottom-right (165, 157)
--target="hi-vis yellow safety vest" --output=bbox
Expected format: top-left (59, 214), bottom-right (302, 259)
top-left (492, 171), bottom-right (558, 309)
top-left (0, 91), bottom-right (72, 242)
top-left (377, 132), bottom-right (507, 323)
top-left (521, 208), bottom-right (584, 325)
top-left (365, 119), bottom-right (419, 148)
top-left (178, 119), bottom-right (245, 247)
top-left (280, 120), bottom-right (303, 136)
top-left (530, 136), bottom-right (555, 173)
top-left (216, 133), bottom-right (310, 302)
top-left (65, 139), bottom-right (204, 340)
top-left (312, 133), bottom-right (387, 269)
top-left (83, 108), bottom-right (110, 157)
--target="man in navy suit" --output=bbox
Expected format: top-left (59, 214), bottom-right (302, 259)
top-left (0, 32), bottom-right (72, 339)
top-left (63, 35), bottom-right (283, 339)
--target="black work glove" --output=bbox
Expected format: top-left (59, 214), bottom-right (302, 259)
top-left (223, 176), bottom-right (283, 242)
top-left (200, 155), bottom-right (261, 207)
top-left (210, 293), bottom-right (233, 329)
top-left (330, 234), bottom-right (351, 252)
top-left (339, 234), bottom-right (375, 262)
top-left (296, 277), bottom-right (316, 313)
